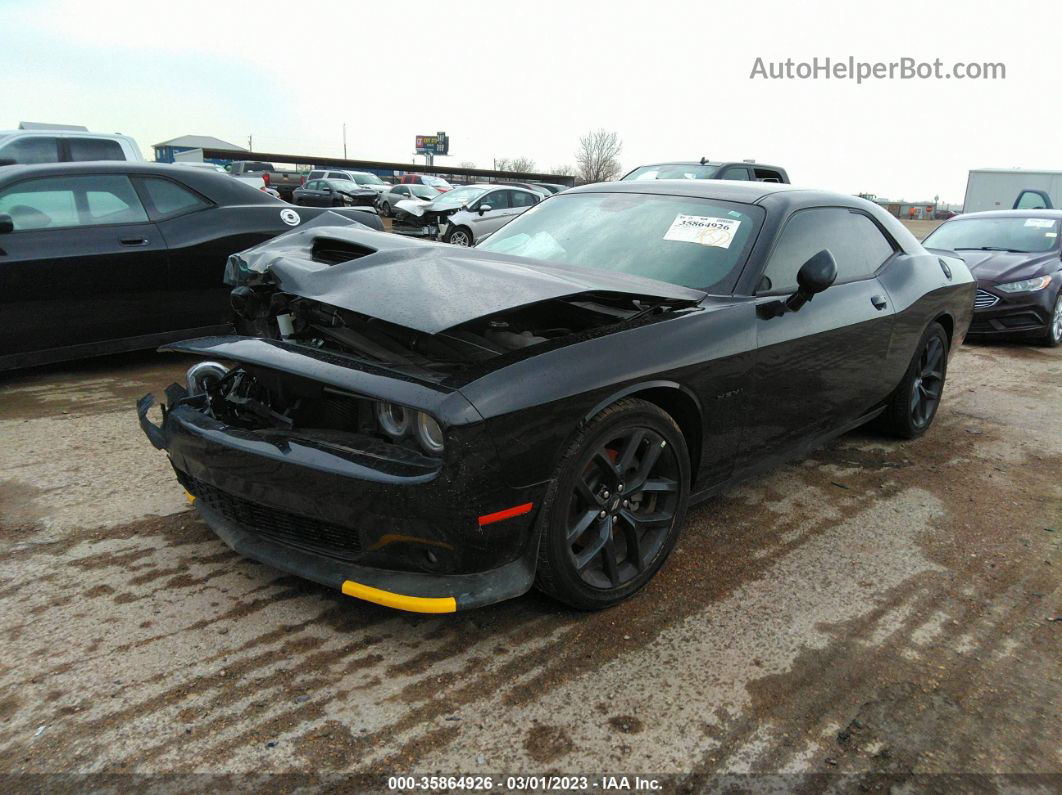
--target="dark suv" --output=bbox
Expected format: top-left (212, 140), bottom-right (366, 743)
top-left (621, 159), bottom-right (789, 183)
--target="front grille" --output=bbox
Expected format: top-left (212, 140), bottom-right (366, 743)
top-left (974, 289), bottom-right (999, 309)
top-left (182, 472), bottom-right (363, 562)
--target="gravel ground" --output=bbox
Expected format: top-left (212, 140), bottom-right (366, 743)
top-left (0, 341), bottom-right (1059, 788)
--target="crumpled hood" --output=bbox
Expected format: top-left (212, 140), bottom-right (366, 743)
top-left (226, 224), bottom-right (706, 334)
top-left (959, 250), bottom-right (1059, 284)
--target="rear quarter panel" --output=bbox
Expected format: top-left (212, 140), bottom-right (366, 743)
top-left (879, 251), bottom-right (975, 386)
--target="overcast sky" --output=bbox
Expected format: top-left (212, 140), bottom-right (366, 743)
top-left (1, 0), bottom-right (1057, 204)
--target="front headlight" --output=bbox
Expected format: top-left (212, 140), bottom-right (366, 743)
top-left (414, 412), bottom-right (445, 454)
top-left (996, 275), bottom-right (1052, 293)
top-left (376, 402), bottom-right (412, 437)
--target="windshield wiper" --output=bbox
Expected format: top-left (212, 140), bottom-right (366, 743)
top-left (954, 246), bottom-right (1030, 253)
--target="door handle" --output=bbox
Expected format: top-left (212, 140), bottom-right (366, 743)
top-left (120, 237), bottom-right (149, 246)
top-left (871, 295), bottom-right (888, 310)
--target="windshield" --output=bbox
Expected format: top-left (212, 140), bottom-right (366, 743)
top-left (924, 216), bottom-right (1060, 254)
top-left (429, 185), bottom-right (487, 210)
top-left (477, 192), bottom-right (762, 290)
top-left (352, 173), bottom-right (385, 185)
top-left (411, 185), bottom-right (441, 199)
top-left (623, 164), bottom-right (721, 181)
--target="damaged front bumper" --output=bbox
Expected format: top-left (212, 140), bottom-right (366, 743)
top-left (136, 349), bottom-right (545, 613)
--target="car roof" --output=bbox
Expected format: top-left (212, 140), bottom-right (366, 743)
top-left (947, 209), bottom-right (1062, 220)
top-left (631, 160), bottom-right (786, 170)
top-left (0, 161), bottom-right (281, 205)
top-left (565, 178), bottom-right (807, 204)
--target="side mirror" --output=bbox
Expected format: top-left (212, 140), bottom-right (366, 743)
top-left (478, 204), bottom-right (492, 216)
top-left (785, 249), bottom-right (837, 312)
top-left (0, 214), bottom-right (13, 234)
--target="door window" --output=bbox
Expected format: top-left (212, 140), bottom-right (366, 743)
top-left (509, 190), bottom-right (538, 208)
top-left (482, 191), bottom-right (510, 210)
top-left (753, 168), bottom-right (784, 183)
top-left (720, 167), bottom-right (751, 180)
top-left (0, 175), bottom-right (148, 230)
top-left (328, 172), bottom-right (351, 180)
top-left (140, 177), bottom-right (208, 217)
top-left (0, 136), bottom-right (60, 164)
top-left (67, 138), bottom-right (125, 161)
top-left (760, 208), bottom-right (896, 293)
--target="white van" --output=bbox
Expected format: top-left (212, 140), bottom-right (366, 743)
top-left (0, 125), bottom-right (144, 166)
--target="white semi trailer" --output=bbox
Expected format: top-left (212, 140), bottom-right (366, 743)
top-left (963, 168), bottom-right (1062, 213)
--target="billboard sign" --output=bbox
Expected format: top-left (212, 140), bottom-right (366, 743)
top-left (415, 132), bottom-right (449, 155)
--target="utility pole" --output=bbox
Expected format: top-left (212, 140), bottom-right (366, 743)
top-left (342, 123), bottom-right (347, 159)
top-left (247, 134), bottom-right (253, 151)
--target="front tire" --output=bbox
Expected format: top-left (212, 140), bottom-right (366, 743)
top-left (445, 226), bottom-right (473, 246)
top-left (878, 322), bottom-right (949, 439)
top-left (534, 398), bottom-right (690, 610)
top-left (1037, 292), bottom-right (1062, 347)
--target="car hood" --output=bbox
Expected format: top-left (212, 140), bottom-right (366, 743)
top-left (958, 250), bottom-right (1059, 284)
top-left (227, 224), bottom-right (706, 334)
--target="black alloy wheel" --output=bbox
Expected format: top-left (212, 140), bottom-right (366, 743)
top-left (878, 321), bottom-right (949, 439)
top-left (535, 398), bottom-right (689, 609)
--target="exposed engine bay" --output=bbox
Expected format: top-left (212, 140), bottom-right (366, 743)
top-left (233, 289), bottom-right (688, 374)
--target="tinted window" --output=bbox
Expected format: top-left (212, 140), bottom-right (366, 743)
top-left (720, 167), bottom-right (751, 181)
top-left (479, 193), bottom-right (763, 290)
top-left (328, 172), bottom-right (351, 180)
top-left (754, 168), bottom-right (784, 183)
top-left (308, 170), bottom-right (325, 181)
top-left (510, 190), bottom-right (538, 208)
top-left (141, 178), bottom-right (207, 217)
top-left (761, 208), bottom-right (895, 293)
top-left (393, 186), bottom-right (408, 196)
top-left (482, 191), bottom-right (510, 210)
top-left (67, 138), bottom-right (125, 161)
top-left (0, 136), bottom-right (60, 164)
top-left (0, 175), bottom-right (147, 230)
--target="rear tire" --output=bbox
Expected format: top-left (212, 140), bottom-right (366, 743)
top-left (379, 201), bottom-right (391, 217)
top-left (534, 398), bottom-right (690, 610)
top-left (877, 322), bottom-right (949, 439)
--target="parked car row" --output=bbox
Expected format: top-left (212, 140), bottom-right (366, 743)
top-left (0, 161), bottom-right (382, 370)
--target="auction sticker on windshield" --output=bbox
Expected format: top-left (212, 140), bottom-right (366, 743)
top-left (664, 214), bottom-right (741, 248)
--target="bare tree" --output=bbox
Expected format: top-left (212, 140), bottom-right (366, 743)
top-left (493, 157), bottom-right (537, 173)
top-left (458, 160), bottom-right (478, 169)
top-left (575, 129), bottom-right (622, 183)
top-left (549, 164), bottom-right (575, 177)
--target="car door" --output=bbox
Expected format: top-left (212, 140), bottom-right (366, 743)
top-left (469, 189), bottom-right (513, 237)
top-left (745, 206), bottom-right (898, 461)
top-left (506, 189), bottom-right (540, 225)
top-left (136, 174), bottom-right (271, 333)
top-left (0, 173), bottom-right (169, 364)
top-left (299, 180), bottom-right (321, 206)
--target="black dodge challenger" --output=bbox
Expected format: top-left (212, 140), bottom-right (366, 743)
top-left (0, 162), bottom-right (381, 371)
top-left (139, 181), bottom-right (975, 613)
